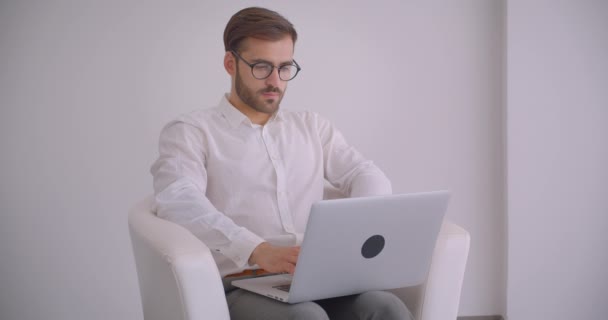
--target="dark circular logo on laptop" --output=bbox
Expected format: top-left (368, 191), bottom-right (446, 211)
top-left (361, 234), bottom-right (385, 259)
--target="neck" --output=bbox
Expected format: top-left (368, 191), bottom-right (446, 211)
top-left (227, 91), bottom-right (272, 125)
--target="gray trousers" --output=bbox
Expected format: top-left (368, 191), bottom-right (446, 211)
top-left (223, 277), bottom-right (414, 320)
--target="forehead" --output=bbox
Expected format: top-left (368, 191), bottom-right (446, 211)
top-left (239, 37), bottom-right (294, 62)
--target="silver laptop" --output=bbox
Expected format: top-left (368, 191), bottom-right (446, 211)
top-left (232, 190), bottom-right (450, 304)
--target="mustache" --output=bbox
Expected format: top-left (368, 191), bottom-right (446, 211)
top-left (259, 86), bottom-right (282, 95)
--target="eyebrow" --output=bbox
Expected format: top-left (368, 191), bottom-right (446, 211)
top-left (250, 58), bottom-right (295, 66)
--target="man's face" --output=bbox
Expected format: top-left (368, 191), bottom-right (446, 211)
top-left (233, 37), bottom-right (294, 115)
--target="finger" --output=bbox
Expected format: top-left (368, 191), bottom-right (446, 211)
top-left (287, 247), bottom-right (300, 256)
top-left (285, 254), bottom-right (298, 264)
top-left (283, 262), bottom-right (296, 274)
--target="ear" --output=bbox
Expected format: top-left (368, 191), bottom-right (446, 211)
top-left (224, 51), bottom-right (236, 76)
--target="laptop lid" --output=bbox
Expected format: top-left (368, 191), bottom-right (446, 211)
top-left (287, 190), bottom-right (450, 303)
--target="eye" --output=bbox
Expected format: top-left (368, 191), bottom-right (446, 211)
top-left (279, 65), bottom-right (296, 76)
top-left (253, 63), bottom-right (272, 73)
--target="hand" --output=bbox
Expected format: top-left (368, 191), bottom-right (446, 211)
top-left (248, 242), bottom-right (300, 274)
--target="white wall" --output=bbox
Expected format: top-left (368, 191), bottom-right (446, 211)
top-left (506, 1), bottom-right (608, 319)
top-left (0, 1), bottom-right (505, 319)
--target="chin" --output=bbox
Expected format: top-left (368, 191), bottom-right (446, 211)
top-left (259, 101), bottom-right (280, 113)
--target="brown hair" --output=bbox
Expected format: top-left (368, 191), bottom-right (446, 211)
top-left (223, 7), bottom-right (298, 52)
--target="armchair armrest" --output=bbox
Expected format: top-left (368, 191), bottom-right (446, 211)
top-left (389, 221), bottom-right (471, 320)
top-left (128, 196), bottom-right (230, 320)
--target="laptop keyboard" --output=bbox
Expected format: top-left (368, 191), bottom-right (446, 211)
top-left (273, 284), bottom-right (291, 292)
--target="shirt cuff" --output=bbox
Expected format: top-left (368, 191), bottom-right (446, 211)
top-left (221, 228), bottom-right (266, 268)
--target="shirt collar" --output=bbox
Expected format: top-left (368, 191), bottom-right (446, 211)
top-left (218, 94), bottom-right (284, 129)
top-left (219, 94), bottom-right (248, 128)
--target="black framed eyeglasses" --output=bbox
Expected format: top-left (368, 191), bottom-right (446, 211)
top-left (231, 50), bottom-right (301, 81)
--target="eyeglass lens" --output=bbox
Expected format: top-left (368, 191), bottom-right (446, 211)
top-left (252, 63), bottom-right (298, 81)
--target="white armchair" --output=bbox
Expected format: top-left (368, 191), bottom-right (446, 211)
top-left (129, 196), bottom-right (470, 320)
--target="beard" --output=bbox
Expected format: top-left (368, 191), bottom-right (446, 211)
top-left (235, 64), bottom-right (285, 115)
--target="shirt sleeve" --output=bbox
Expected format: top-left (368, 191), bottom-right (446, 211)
top-left (315, 114), bottom-right (393, 197)
top-left (150, 121), bottom-right (265, 268)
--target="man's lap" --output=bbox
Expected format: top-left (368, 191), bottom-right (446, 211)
top-left (226, 288), bottom-right (329, 320)
top-left (224, 278), bottom-right (413, 320)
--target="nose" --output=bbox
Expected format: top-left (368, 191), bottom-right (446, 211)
top-left (264, 67), bottom-right (281, 87)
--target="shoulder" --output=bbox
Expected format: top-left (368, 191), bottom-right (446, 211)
top-left (173, 107), bottom-right (221, 128)
top-left (158, 107), bottom-right (222, 141)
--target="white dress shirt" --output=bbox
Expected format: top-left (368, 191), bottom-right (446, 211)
top-left (151, 95), bottom-right (391, 277)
